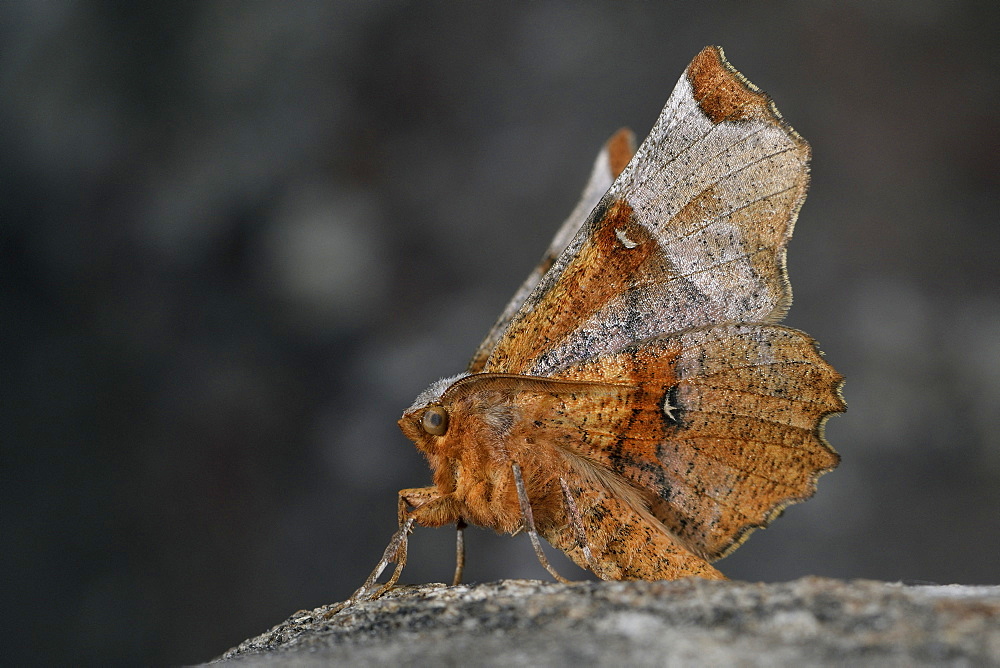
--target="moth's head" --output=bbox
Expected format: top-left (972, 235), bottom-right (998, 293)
top-left (398, 373), bottom-right (468, 451)
top-left (398, 402), bottom-right (449, 448)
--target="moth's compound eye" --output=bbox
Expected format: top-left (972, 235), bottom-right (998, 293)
top-left (421, 405), bottom-right (449, 435)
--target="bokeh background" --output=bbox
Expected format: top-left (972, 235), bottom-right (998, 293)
top-left (3, 1), bottom-right (998, 664)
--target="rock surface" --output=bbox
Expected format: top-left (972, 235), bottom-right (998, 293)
top-left (211, 578), bottom-right (1000, 666)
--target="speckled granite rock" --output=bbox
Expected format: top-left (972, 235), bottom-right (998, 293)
top-left (210, 578), bottom-right (1000, 666)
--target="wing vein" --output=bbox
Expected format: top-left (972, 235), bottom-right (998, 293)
top-left (641, 124), bottom-right (773, 211)
top-left (660, 184), bottom-right (797, 247)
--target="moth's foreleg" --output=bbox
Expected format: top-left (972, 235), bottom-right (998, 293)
top-left (400, 486), bottom-right (466, 586)
top-left (511, 462), bottom-right (571, 584)
top-left (327, 515), bottom-right (415, 617)
top-left (398, 486), bottom-right (439, 523)
top-left (369, 516), bottom-right (413, 599)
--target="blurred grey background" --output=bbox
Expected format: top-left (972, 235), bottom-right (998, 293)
top-left (3, 1), bottom-right (998, 664)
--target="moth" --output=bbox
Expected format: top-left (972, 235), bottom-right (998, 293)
top-left (351, 45), bottom-right (844, 602)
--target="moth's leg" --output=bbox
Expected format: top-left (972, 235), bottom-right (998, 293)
top-left (402, 486), bottom-right (466, 586)
top-left (399, 487), bottom-right (467, 585)
top-left (352, 487), bottom-right (431, 601)
top-left (400, 486), bottom-right (463, 527)
top-left (559, 477), bottom-right (595, 572)
top-left (332, 486), bottom-right (463, 617)
top-left (324, 514), bottom-right (415, 618)
top-left (452, 519), bottom-right (467, 586)
top-left (343, 486), bottom-right (445, 606)
top-left (511, 462), bottom-right (571, 584)
top-left (368, 515), bottom-right (413, 596)
top-left (398, 486), bottom-right (439, 522)
top-left (363, 484), bottom-right (464, 599)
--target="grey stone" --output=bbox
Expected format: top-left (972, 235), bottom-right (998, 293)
top-left (211, 577), bottom-right (1000, 667)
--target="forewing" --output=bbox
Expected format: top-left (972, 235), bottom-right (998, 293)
top-left (482, 46), bottom-right (810, 376)
top-left (544, 323), bottom-right (843, 560)
top-left (469, 129), bottom-right (636, 373)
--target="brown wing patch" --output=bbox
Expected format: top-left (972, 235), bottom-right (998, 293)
top-left (484, 199), bottom-right (667, 374)
top-left (607, 127), bottom-right (636, 178)
top-left (688, 46), bottom-right (773, 125)
top-left (468, 131), bottom-right (636, 373)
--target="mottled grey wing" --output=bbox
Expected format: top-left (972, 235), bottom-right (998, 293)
top-left (480, 46), bottom-right (811, 376)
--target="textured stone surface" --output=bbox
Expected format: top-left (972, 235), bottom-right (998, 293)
top-left (211, 578), bottom-right (1000, 666)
